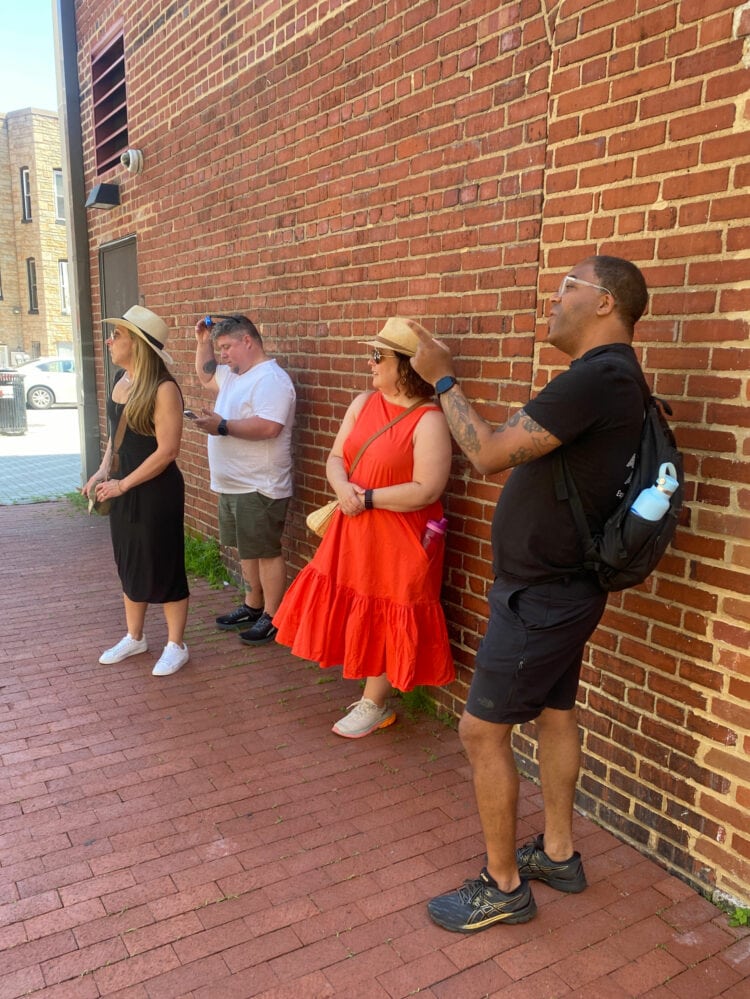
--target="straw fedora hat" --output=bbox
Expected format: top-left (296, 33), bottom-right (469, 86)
top-left (103, 305), bottom-right (174, 365)
top-left (359, 317), bottom-right (429, 358)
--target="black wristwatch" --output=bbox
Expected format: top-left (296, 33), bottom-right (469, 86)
top-left (435, 375), bottom-right (458, 397)
top-left (217, 418), bottom-right (229, 436)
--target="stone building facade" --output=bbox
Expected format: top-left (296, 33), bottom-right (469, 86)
top-left (63, 0), bottom-right (750, 907)
top-left (0, 108), bottom-right (72, 363)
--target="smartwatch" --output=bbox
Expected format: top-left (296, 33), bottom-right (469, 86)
top-left (217, 418), bottom-right (229, 436)
top-left (435, 375), bottom-right (457, 397)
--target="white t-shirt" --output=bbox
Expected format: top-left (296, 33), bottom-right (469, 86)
top-left (208, 359), bottom-right (296, 497)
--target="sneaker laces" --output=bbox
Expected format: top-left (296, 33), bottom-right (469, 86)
top-left (344, 698), bottom-right (379, 720)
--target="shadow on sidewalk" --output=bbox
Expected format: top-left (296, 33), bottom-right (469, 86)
top-left (0, 501), bottom-right (747, 998)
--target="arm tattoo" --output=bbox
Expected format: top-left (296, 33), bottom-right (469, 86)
top-left (504, 408), bottom-right (557, 462)
top-left (203, 359), bottom-right (217, 374)
top-left (443, 391), bottom-right (483, 455)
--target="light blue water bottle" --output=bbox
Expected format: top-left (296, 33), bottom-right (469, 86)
top-left (630, 462), bottom-right (679, 521)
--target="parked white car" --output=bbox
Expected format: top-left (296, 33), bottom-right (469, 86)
top-left (16, 357), bottom-right (78, 409)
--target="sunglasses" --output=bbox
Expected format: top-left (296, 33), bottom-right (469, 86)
top-left (557, 275), bottom-right (614, 299)
top-left (370, 347), bottom-right (397, 363)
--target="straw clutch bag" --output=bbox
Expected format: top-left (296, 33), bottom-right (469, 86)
top-left (306, 499), bottom-right (339, 538)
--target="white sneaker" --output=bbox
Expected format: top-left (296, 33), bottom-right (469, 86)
top-left (332, 698), bottom-right (396, 739)
top-left (152, 642), bottom-right (189, 676)
top-left (99, 633), bottom-right (148, 664)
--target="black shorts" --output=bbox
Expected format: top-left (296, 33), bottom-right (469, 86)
top-left (467, 576), bottom-right (607, 725)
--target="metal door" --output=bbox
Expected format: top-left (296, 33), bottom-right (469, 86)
top-left (99, 236), bottom-right (138, 388)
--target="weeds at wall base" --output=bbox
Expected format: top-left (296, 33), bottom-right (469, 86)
top-left (398, 686), bottom-right (458, 729)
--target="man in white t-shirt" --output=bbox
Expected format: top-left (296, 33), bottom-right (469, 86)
top-left (194, 314), bottom-right (296, 645)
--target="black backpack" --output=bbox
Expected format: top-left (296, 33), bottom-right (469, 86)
top-left (553, 370), bottom-right (684, 592)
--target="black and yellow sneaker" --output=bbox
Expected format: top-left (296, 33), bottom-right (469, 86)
top-left (427, 869), bottom-right (536, 933)
top-left (516, 834), bottom-right (587, 893)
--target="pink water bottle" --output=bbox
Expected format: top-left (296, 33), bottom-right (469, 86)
top-left (422, 517), bottom-right (448, 557)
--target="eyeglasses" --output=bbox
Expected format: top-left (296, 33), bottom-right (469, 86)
top-left (557, 275), bottom-right (614, 299)
top-left (370, 348), bottom-right (396, 363)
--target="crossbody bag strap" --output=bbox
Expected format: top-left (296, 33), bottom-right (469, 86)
top-left (111, 406), bottom-right (128, 458)
top-left (105, 406), bottom-right (129, 478)
top-left (348, 398), bottom-right (424, 477)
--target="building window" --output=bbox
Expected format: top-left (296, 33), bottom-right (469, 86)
top-left (91, 32), bottom-right (128, 174)
top-left (53, 170), bottom-right (66, 222)
top-left (20, 167), bottom-right (32, 221)
top-left (58, 260), bottom-right (70, 314)
top-left (26, 258), bottom-right (38, 313)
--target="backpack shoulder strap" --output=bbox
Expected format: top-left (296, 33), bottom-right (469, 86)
top-left (553, 449), bottom-right (598, 564)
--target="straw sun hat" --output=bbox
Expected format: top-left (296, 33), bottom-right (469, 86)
top-left (359, 317), bottom-right (430, 358)
top-left (103, 305), bottom-right (174, 365)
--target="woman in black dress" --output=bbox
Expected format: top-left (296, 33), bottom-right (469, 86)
top-left (82, 306), bottom-right (190, 676)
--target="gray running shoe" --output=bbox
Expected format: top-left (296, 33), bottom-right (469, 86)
top-left (516, 834), bottom-right (587, 893)
top-left (332, 699), bottom-right (396, 739)
top-left (427, 868), bottom-right (536, 933)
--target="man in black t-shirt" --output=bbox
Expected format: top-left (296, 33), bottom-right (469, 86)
top-left (411, 255), bottom-right (649, 933)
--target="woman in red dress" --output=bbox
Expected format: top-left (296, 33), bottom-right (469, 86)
top-left (274, 318), bottom-right (455, 738)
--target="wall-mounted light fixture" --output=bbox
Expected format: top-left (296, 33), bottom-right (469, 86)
top-left (85, 182), bottom-right (120, 209)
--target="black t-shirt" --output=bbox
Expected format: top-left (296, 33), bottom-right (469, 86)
top-left (491, 343), bottom-right (647, 583)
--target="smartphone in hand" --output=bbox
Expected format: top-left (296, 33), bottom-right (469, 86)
top-left (183, 410), bottom-right (198, 420)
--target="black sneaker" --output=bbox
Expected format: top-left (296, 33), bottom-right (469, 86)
top-left (215, 604), bottom-right (263, 631)
top-left (427, 869), bottom-right (536, 933)
top-left (239, 612), bottom-right (278, 646)
top-left (516, 834), bottom-right (587, 893)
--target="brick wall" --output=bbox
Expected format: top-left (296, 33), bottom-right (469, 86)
top-left (72, 0), bottom-right (750, 905)
top-left (0, 109), bottom-right (72, 358)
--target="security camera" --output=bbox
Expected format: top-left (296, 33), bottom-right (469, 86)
top-left (120, 149), bottom-right (144, 174)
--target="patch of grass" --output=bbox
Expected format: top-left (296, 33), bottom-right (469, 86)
top-left (66, 490), bottom-right (88, 512)
top-left (184, 532), bottom-right (233, 589)
top-left (398, 687), bottom-right (457, 728)
top-left (728, 906), bottom-right (750, 927)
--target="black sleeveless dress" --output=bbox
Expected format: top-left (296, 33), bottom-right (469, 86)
top-left (106, 386), bottom-right (189, 604)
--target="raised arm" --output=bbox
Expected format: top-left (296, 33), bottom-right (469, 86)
top-left (194, 319), bottom-right (219, 392)
top-left (410, 327), bottom-right (561, 475)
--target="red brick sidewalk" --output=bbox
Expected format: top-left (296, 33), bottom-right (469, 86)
top-left (1, 502), bottom-right (748, 998)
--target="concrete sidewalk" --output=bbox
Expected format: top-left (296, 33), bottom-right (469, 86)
top-left (0, 408), bottom-right (82, 504)
top-left (0, 501), bottom-right (748, 998)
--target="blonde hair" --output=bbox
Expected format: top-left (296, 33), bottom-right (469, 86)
top-left (124, 332), bottom-right (172, 435)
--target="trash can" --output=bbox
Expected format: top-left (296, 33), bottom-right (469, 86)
top-left (0, 372), bottom-right (27, 435)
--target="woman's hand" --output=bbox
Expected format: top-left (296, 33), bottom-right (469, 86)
top-left (82, 472), bottom-right (105, 499)
top-left (336, 480), bottom-right (366, 516)
top-left (95, 478), bottom-right (125, 503)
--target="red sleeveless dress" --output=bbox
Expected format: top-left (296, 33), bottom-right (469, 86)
top-left (274, 392), bottom-right (455, 691)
